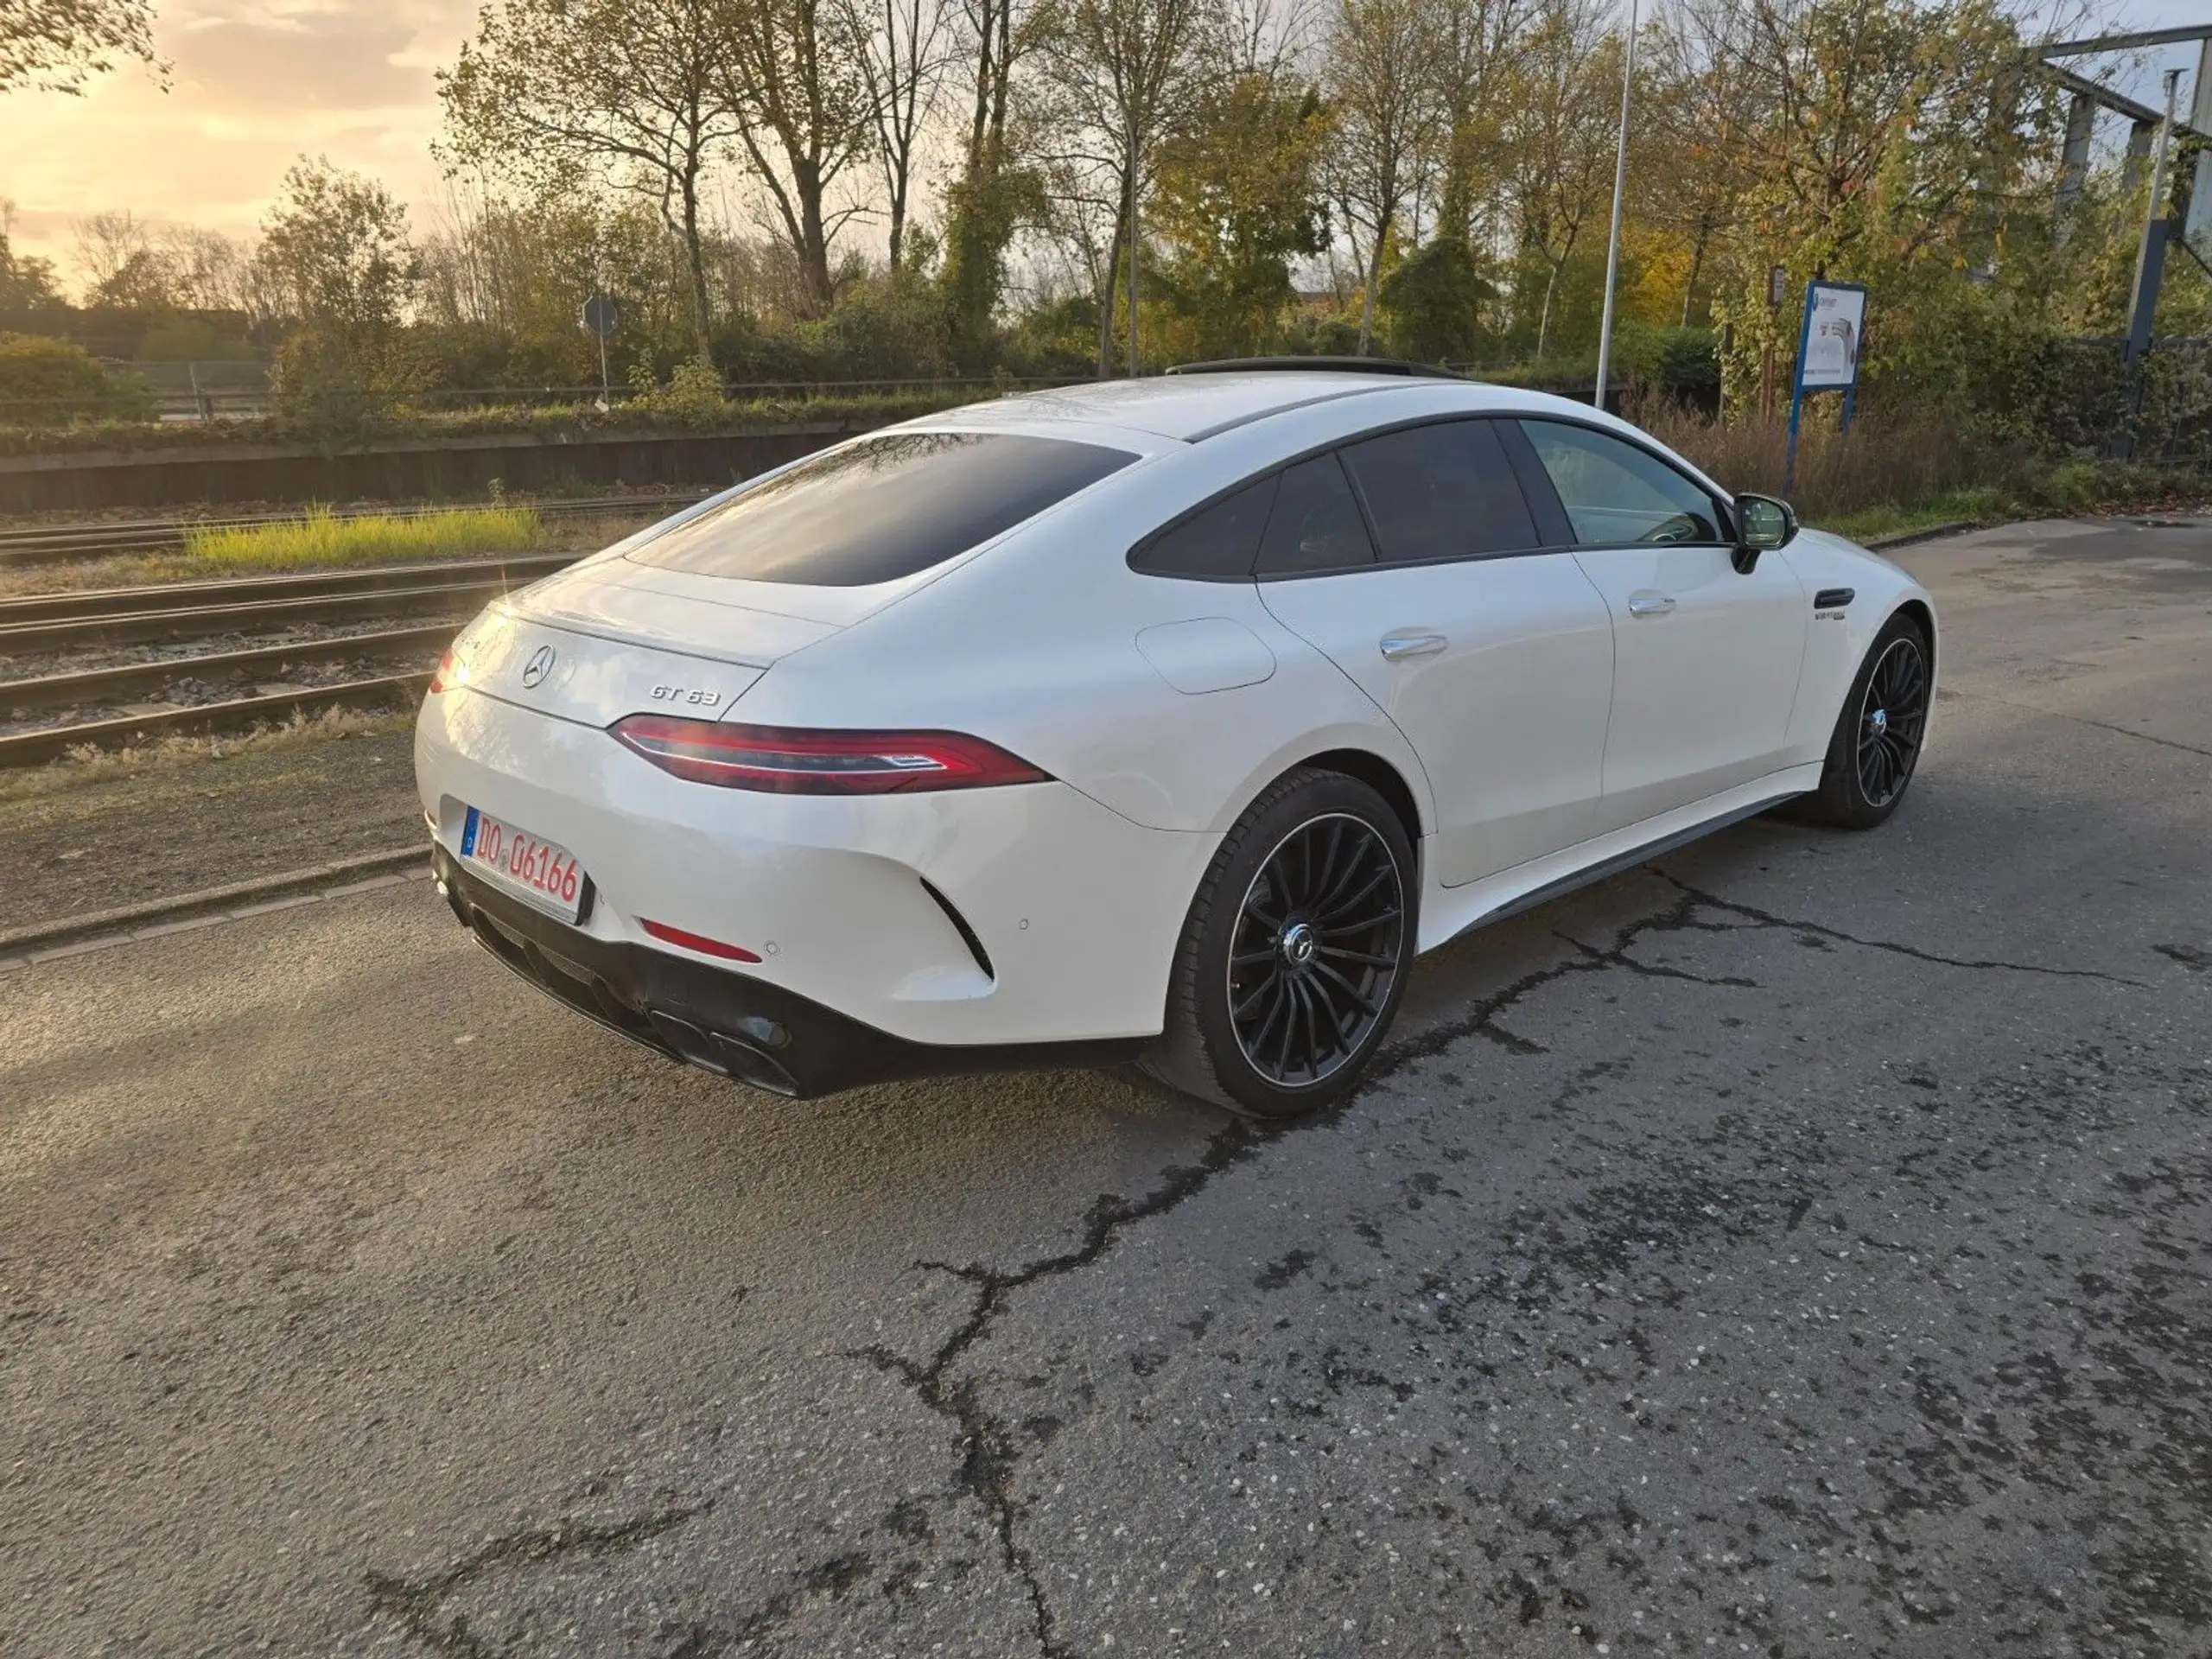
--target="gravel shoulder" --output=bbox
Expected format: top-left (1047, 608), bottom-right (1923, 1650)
top-left (0, 721), bottom-right (418, 930)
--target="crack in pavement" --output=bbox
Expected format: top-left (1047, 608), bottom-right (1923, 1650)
top-left (851, 867), bottom-right (2156, 1656)
top-left (1939, 684), bottom-right (2212, 759)
top-left (366, 1501), bottom-right (711, 1656)
top-left (855, 1117), bottom-right (1262, 1658)
top-left (1650, 870), bottom-right (2147, 985)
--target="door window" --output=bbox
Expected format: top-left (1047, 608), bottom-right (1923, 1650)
top-left (1519, 420), bottom-right (1724, 547)
top-left (1339, 420), bottom-right (1542, 564)
top-left (1255, 454), bottom-right (1376, 576)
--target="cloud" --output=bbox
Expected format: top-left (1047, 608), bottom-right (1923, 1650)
top-left (0, 0), bottom-right (477, 275)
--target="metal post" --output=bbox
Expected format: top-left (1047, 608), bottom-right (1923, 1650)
top-left (2056, 92), bottom-right (2094, 227)
top-left (1126, 108), bottom-right (1141, 377)
top-left (1592, 0), bottom-right (1640, 410)
top-left (2125, 69), bottom-right (2183, 368)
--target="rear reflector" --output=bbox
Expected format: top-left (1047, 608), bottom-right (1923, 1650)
top-left (640, 918), bottom-right (762, 963)
top-left (610, 715), bottom-right (1051, 794)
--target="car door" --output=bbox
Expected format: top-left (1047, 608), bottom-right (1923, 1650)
top-left (1253, 420), bottom-right (1615, 888)
top-left (1516, 417), bottom-right (1808, 832)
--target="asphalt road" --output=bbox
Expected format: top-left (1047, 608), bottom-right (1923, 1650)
top-left (3, 517), bottom-right (2208, 1658)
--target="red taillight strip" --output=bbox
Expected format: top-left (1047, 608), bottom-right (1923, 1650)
top-left (640, 918), bottom-right (762, 963)
top-left (610, 715), bottom-right (1051, 795)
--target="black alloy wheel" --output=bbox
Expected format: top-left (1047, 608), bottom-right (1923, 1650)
top-left (1141, 768), bottom-right (1417, 1118)
top-left (1227, 813), bottom-right (1405, 1088)
top-left (1855, 633), bottom-right (1929, 809)
top-left (1782, 610), bottom-right (1932, 830)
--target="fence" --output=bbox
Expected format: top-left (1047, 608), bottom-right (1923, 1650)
top-left (7, 369), bottom-right (1095, 425)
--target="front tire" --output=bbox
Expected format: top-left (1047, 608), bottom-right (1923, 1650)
top-left (1783, 610), bottom-right (1931, 829)
top-left (1141, 768), bottom-right (1415, 1119)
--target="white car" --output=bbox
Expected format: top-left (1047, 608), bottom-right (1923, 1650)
top-left (416, 363), bottom-right (1934, 1116)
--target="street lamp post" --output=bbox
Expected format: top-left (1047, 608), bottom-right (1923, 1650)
top-left (1592, 0), bottom-right (1640, 410)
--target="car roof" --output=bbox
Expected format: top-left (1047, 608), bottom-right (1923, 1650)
top-left (918, 371), bottom-right (1423, 442)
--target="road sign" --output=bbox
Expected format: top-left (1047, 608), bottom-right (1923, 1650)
top-left (582, 295), bottom-right (620, 337)
top-left (1767, 264), bottom-right (1788, 307)
top-left (1785, 281), bottom-right (1869, 493)
top-left (1796, 282), bottom-right (1866, 391)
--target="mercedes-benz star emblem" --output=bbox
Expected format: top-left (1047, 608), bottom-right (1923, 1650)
top-left (520, 645), bottom-right (557, 689)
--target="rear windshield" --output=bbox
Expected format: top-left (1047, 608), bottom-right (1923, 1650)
top-left (626, 430), bottom-right (1139, 586)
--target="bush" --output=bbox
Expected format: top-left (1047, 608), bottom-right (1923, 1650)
top-left (0, 332), bottom-right (150, 423)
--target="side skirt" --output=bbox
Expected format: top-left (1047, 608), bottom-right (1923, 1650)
top-left (1415, 764), bottom-right (1824, 954)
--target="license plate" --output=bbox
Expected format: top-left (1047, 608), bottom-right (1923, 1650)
top-left (461, 806), bottom-right (589, 923)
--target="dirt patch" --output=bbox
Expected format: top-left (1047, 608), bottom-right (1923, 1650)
top-left (0, 722), bottom-right (423, 931)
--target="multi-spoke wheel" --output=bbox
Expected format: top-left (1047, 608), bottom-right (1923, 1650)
top-left (1141, 768), bottom-right (1415, 1118)
top-left (1227, 814), bottom-right (1404, 1089)
top-left (1784, 611), bottom-right (1932, 829)
top-left (1854, 634), bottom-right (1928, 808)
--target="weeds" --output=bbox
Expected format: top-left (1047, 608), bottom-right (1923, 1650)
top-left (0, 706), bottom-right (413, 804)
top-left (179, 503), bottom-right (542, 570)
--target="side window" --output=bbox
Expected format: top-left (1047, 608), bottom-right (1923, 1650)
top-left (1256, 454), bottom-right (1376, 577)
top-left (1339, 420), bottom-right (1542, 565)
top-left (1129, 474), bottom-right (1280, 580)
top-left (1518, 420), bottom-right (1724, 546)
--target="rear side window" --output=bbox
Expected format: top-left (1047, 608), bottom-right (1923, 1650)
top-left (1131, 474), bottom-right (1281, 580)
top-left (627, 431), bottom-right (1137, 586)
top-left (1256, 454), bottom-right (1376, 576)
top-left (1339, 420), bottom-right (1542, 563)
top-left (1518, 419), bottom-right (1723, 546)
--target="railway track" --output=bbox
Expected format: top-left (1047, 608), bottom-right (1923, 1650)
top-left (0, 490), bottom-right (703, 565)
top-left (0, 550), bottom-right (588, 766)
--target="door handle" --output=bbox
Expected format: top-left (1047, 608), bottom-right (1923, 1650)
top-left (1379, 632), bottom-right (1448, 660)
top-left (1625, 594), bottom-right (1676, 618)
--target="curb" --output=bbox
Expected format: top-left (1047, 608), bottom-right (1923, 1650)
top-left (1864, 520), bottom-right (1977, 551)
top-left (0, 845), bottom-right (427, 969)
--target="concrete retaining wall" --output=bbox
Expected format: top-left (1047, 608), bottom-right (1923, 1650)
top-left (0, 421), bottom-right (880, 512)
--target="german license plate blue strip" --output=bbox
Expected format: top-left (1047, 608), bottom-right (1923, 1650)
top-left (461, 806), bottom-right (481, 857)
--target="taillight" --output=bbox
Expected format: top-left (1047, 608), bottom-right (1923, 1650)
top-left (609, 715), bottom-right (1051, 794)
top-left (428, 650), bottom-right (458, 694)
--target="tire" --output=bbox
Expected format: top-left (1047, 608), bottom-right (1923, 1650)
top-left (1782, 610), bottom-right (1932, 829)
top-left (1141, 767), bottom-right (1416, 1119)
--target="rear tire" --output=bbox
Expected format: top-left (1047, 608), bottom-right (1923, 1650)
top-left (1783, 610), bottom-right (1931, 829)
top-left (1141, 768), bottom-right (1416, 1119)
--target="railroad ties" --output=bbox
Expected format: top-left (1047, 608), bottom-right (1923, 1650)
top-left (0, 550), bottom-right (594, 767)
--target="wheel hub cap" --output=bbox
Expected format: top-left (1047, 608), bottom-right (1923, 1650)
top-left (1279, 921), bottom-right (1317, 969)
top-left (1868, 708), bottom-right (1888, 734)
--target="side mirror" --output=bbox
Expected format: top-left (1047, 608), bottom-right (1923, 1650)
top-left (1733, 493), bottom-right (1797, 570)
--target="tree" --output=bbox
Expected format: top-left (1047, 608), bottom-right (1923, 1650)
top-left (0, 205), bottom-right (67, 318)
top-left (439, 0), bottom-right (747, 365)
top-left (715, 0), bottom-right (878, 314)
top-left (1323, 0), bottom-right (1439, 353)
top-left (1430, 0), bottom-right (1532, 246)
top-left (940, 0), bottom-right (1038, 365)
top-left (1151, 72), bottom-right (1330, 358)
top-left (1033, 0), bottom-right (1219, 373)
top-left (842, 0), bottom-right (955, 272)
top-left (1502, 0), bottom-right (1618, 357)
top-left (254, 158), bottom-right (422, 417)
top-left (1, 0), bottom-right (161, 95)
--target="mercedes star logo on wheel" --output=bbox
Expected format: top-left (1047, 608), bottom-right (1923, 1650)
top-left (520, 645), bottom-right (556, 688)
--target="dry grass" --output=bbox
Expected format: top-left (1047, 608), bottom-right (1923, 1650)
top-left (0, 705), bottom-right (413, 804)
top-left (1629, 398), bottom-right (2015, 523)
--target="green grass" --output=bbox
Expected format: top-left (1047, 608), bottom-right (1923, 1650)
top-left (1814, 486), bottom-right (2005, 544)
top-left (177, 503), bottom-right (543, 570)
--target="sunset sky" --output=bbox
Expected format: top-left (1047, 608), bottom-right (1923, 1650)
top-left (0, 0), bottom-right (474, 279)
top-left (2, 0), bottom-right (2207, 294)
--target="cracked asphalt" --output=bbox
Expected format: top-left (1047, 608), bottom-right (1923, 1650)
top-left (3, 516), bottom-right (2209, 1658)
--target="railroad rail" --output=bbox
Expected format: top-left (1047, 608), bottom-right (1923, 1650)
top-left (0, 490), bottom-right (702, 565)
top-left (0, 550), bottom-right (594, 766)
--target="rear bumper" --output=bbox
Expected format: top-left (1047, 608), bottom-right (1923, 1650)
top-left (434, 845), bottom-right (1143, 1096)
